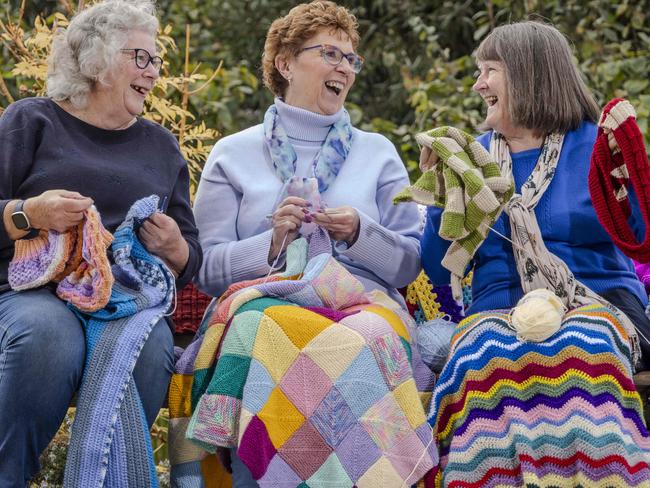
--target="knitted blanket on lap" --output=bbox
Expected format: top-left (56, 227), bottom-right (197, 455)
top-left (426, 305), bottom-right (650, 488)
top-left (64, 196), bottom-right (174, 488)
top-left (170, 228), bottom-right (436, 487)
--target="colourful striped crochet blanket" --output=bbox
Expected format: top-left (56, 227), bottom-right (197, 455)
top-left (427, 304), bottom-right (650, 487)
top-left (170, 228), bottom-right (436, 487)
top-left (64, 196), bottom-right (174, 487)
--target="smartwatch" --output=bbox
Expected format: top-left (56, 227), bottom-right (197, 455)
top-left (11, 200), bottom-right (32, 231)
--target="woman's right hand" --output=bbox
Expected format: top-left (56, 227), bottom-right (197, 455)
top-left (24, 189), bottom-right (94, 232)
top-left (268, 196), bottom-right (310, 263)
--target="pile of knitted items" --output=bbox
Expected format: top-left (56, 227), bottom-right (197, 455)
top-left (424, 304), bottom-right (650, 487)
top-left (169, 228), bottom-right (437, 487)
top-left (589, 98), bottom-right (650, 262)
top-left (8, 206), bottom-right (113, 312)
top-left (404, 270), bottom-right (464, 325)
top-left (63, 195), bottom-right (174, 488)
top-left (394, 126), bottom-right (513, 298)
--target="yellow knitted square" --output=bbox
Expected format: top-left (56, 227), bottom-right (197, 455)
top-left (252, 315), bottom-right (300, 383)
top-left (264, 305), bottom-right (333, 350)
top-left (355, 457), bottom-right (402, 488)
top-left (303, 323), bottom-right (365, 381)
top-left (201, 453), bottom-right (232, 488)
top-left (365, 305), bottom-right (409, 341)
top-left (257, 387), bottom-right (305, 449)
top-left (194, 323), bottom-right (227, 371)
top-left (393, 379), bottom-right (427, 429)
top-left (168, 373), bottom-right (193, 418)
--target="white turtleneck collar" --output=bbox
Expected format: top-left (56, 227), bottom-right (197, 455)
top-left (274, 97), bottom-right (344, 144)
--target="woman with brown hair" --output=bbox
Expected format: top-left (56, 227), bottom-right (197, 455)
top-left (416, 21), bottom-right (650, 486)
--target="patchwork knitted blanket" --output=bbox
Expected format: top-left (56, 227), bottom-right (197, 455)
top-left (169, 228), bottom-right (436, 487)
top-left (64, 196), bottom-right (174, 487)
top-left (426, 305), bottom-right (650, 487)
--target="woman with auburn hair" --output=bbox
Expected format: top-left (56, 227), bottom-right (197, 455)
top-left (175, 1), bottom-right (436, 487)
top-left (412, 21), bottom-right (650, 486)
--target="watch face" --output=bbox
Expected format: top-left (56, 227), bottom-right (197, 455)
top-left (12, 212), bottom-right (30, 230)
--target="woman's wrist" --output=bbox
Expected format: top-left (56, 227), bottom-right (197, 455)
top-left (3, 200), bottom-right (31, 241)
top-left (164, 240), bottom-right (189, 277)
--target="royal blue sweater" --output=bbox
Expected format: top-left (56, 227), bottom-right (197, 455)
top-left (421, 121), bottom-right (646, 315)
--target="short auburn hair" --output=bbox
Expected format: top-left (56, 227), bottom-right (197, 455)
top-left (476, 21), bottom-right (599, 135)
top-left (262, 1), bottom-right (359, 98)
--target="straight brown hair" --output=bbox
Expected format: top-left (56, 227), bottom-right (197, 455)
top-left (475, 21), bottom-right (599, 135)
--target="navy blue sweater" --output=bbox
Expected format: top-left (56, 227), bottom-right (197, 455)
top-left (0, 97), bottom-right (201, 292)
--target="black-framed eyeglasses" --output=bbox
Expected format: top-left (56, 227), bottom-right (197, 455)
top-left (299, 44), bottom-right (364, 74)
top-left (120, 48), bottom-right (163, 71)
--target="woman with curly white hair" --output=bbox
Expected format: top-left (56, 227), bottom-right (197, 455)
top-left (0, 0), bottom-right (201, 485)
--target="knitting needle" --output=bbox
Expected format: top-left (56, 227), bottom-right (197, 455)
top-left (159, 196), bottom-right (168, 213)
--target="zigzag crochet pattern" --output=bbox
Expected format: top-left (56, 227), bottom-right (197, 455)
top-left (426, 304), bottom-right (650, 487)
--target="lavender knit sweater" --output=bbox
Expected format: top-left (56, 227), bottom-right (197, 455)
top-left (193, 99), bottom-right (422, 302)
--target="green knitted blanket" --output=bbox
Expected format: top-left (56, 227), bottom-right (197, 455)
top-left (394, 127), bottom-right (513, 295)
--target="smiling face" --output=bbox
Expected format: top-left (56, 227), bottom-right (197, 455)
top-left (279, 29), bottom-right (356, 115)
top-left (473, 60), bottom-right (513, 135)
top-left (93, 30), bottom-right (159, 127)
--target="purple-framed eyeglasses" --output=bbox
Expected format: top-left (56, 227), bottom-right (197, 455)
top-left (299, 44), bottom-right (364, 73)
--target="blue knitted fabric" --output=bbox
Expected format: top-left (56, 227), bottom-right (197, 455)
top-left (64, 196), bottom-right (173, 488)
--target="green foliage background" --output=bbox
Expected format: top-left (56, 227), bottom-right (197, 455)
top-left (2, 0), bottom-right (650, 183)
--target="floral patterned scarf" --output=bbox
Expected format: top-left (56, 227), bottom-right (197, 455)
top-left (493, 132), bottom-right (640, 363)
top-left (263, 104), bottom-right (353, 193)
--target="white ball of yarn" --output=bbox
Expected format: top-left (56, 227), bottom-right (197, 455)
top-left (510, 288), bottom-right (566, 342)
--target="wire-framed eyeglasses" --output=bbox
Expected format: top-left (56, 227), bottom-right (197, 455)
top-left (299, 44), bottom-right (364, 73)
top-left (120, 48), bottom-right (163, 71)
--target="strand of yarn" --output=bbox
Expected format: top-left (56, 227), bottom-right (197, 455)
top-left (263, 231), bottom-right (289, 283)
top-left (400, 424), bottom-right (435, 488)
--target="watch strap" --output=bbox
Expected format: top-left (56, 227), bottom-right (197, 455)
top-left (11, 200), bottom-right (32, 231)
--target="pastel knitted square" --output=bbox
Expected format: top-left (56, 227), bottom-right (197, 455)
top-left (9, 207), bottom-right (113, 312)
top-left (8, 229), bottom-right (75, 290)
top-left (57, 208), bottom-right (114, 312)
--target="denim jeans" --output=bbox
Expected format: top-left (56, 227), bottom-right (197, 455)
top-left (0, 288), bottom-right (174, 487)
top-left (230, 449), bottom-right (259, 487)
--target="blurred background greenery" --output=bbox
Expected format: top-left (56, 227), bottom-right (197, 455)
top-left (2, 0), bottom-right (650, 483)
top-left (2, 0), bottom-right (649, 186)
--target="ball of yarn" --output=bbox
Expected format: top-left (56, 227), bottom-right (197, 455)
top-left (510, 288), bottom-right (566, 342)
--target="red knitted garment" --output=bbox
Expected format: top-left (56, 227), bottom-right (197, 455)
top-left (172, 282), bottom-right (212, 334)
top-left (588, 98), bottom-right (650, 262)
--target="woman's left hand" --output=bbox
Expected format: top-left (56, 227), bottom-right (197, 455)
top-left (139, 212), bottom-right (189, 277)
top-left (312, 206), bottom-right (360, 245)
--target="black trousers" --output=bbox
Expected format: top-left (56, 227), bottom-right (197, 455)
top-left (600, 287), bottom-right (650, 371)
